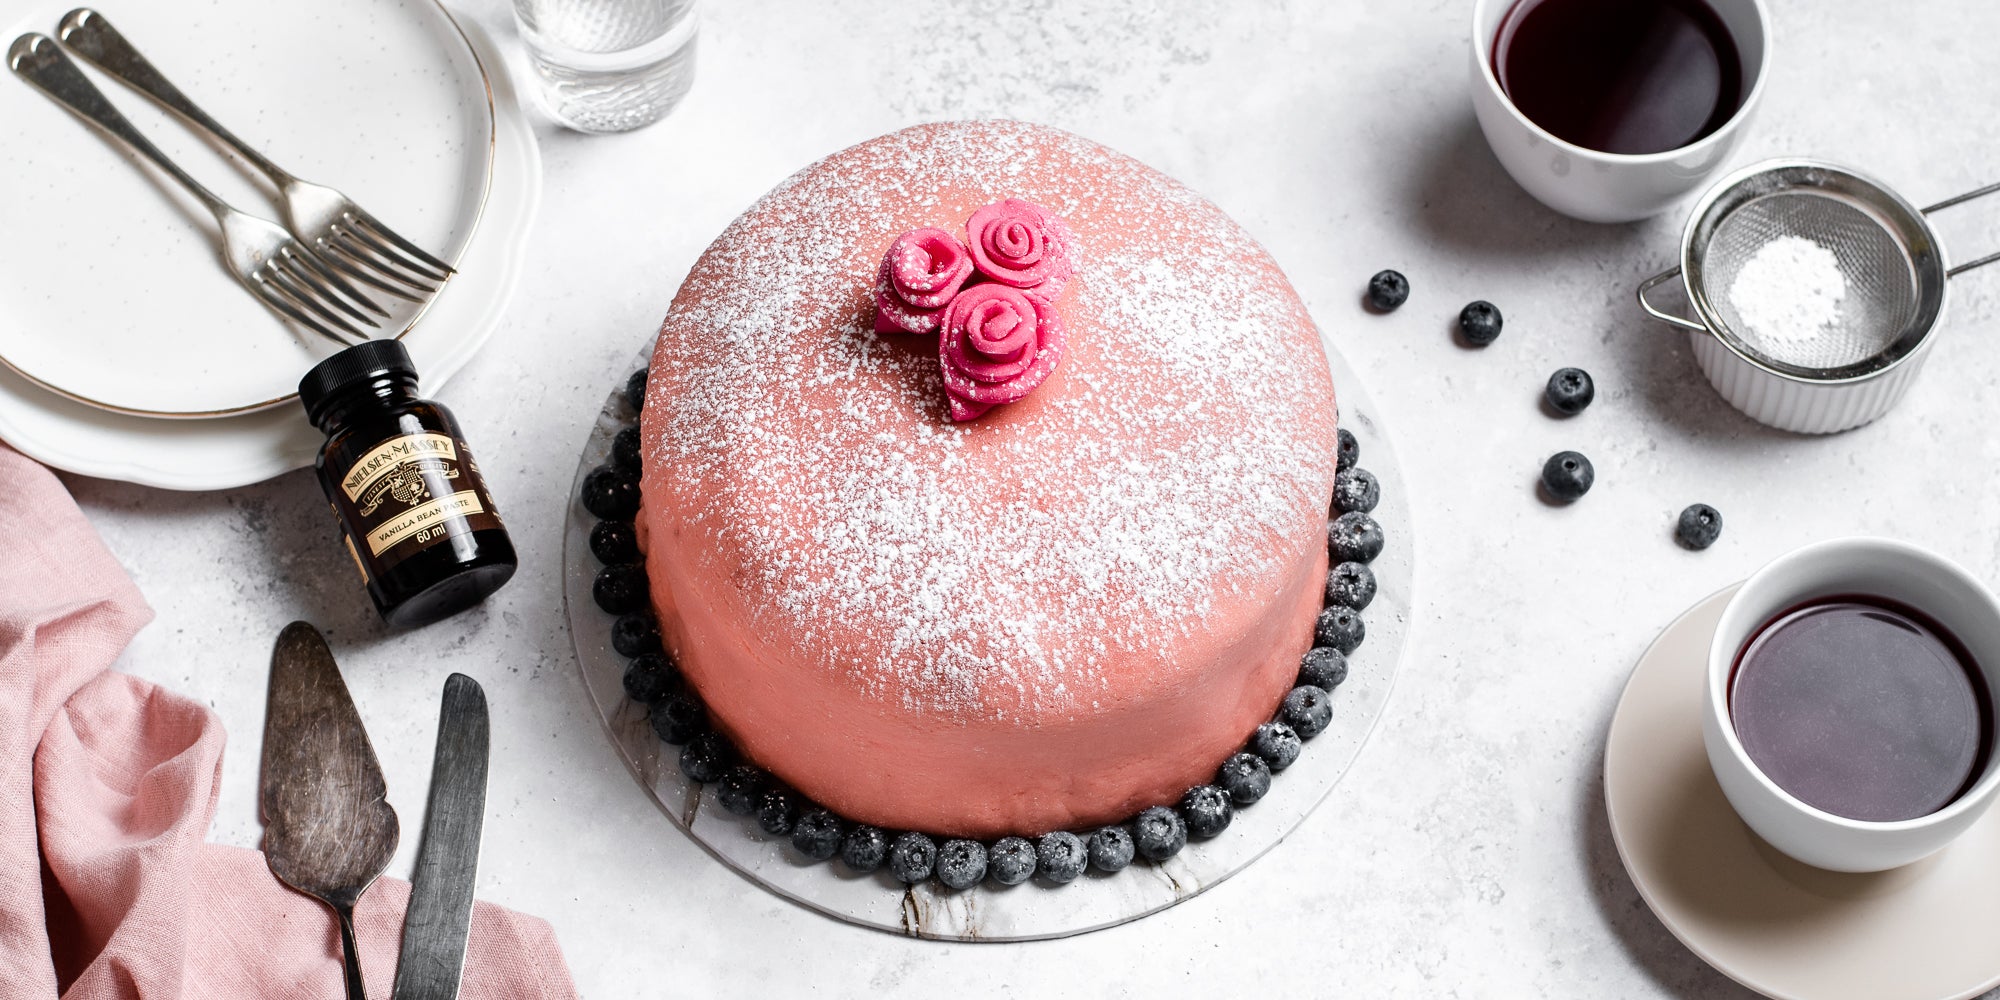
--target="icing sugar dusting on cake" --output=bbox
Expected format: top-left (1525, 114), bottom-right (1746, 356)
top-left (647, 121), bottom-right (1335, 721)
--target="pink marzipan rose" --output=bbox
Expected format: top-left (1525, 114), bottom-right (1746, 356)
top-left (874, 227), bottom-right (974, 334)
top-left (965, 199), bottom-right (1071, 296)
top-left (937, 282), bottom-right (1065, 422)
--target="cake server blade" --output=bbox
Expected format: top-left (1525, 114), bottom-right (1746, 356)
top-left (392, 673), bottom-right (490, 1000)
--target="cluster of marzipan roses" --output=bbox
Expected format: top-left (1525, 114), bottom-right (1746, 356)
top-left (873, 198), bottom-right (1074, 422)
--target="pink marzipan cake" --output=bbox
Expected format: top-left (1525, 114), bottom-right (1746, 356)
top-left (637, 121), bottom-right (1338, 839)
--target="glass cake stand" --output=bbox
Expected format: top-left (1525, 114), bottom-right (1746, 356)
top-left (562, 333), bottom-right (1416, 941)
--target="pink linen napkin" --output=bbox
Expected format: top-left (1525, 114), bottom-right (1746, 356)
top-left (0, 442), bottom-right (578, 999)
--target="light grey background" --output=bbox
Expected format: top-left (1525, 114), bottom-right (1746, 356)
top-left (66, 0), bottom-right (2000, 996)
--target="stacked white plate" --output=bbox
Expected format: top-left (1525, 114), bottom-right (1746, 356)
top-left (0, 0), bottom-right (540, 489)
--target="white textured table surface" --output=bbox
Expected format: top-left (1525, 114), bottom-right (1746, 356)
top-left (61, 1), bottom-right (2000, 996)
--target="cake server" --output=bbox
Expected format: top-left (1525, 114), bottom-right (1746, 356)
top-left (261, 621), bottom-right (399, 1000)
top-left (393, 673), bottom-right (490, 1000)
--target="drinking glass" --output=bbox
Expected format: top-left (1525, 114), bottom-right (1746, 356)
top-left (512, 0), bottom-right (698, 133)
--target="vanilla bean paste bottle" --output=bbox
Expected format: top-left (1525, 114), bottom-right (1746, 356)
top-left (298, 340), bottom-right (516, 627)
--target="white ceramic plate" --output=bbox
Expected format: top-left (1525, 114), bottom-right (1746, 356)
top-left (1605, 586), bottom-right (2000, 1000)
top-left (565, 337), bottom-right (1413, 941)
top-left (0, 0), bottom-right (491, 417)
top-left (0, 13), bottom-right (539, 489)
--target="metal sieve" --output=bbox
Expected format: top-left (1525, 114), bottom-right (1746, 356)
top-left (1638, 159), bottom-right (1999, 433)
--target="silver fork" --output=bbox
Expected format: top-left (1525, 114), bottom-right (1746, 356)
top-left (8, 33), bottom-right (382, 345)
top-left (58, 9), bottom-right (456, 313)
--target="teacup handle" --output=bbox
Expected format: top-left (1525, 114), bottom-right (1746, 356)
top-left (1923, 180), bottom-right (2000, 278)
top-left (1636, 267), bottom-right (1708, 333)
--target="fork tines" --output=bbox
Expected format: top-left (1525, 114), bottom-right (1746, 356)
top-left (318, 207), bottom-right (454, 303)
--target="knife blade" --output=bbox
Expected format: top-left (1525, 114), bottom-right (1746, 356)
top-left (392, 672), bottom-right (490, 1000)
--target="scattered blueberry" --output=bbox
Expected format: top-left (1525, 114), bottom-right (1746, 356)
top-left (1088, 826), bottom-right (1136, 872)
top-left (989, 836), bottom-right (1038, 885)
top-left (1252, 721), bottom-right (1303, 771)
top-left (593, 563), bottom-right (650, 615)
top-left (1297, 646), bottom-right (1349, 692)
top-left (717, 765), bottom-right (766, 816)
top-left (792, 808), bottom-right (846, 861)
top-left (1676, 503), bottom-right (1723, 550)
top-left (1541, 451), bottom-right (1595, 503)
top-left (1337, 428), bottom-right (1360, 472)
top-left (1366, 269), bottom-right (1410, 312)
top-left (756, 786), bottom-right (801, 836)
top-left (1281, 685), bottom-right (1333, 740)
top-left (1545, 367), bottom-right (1595, 415)
top-left (678, 731), bottom-right (733, 783)
top-left (1458, 300), bottom-right (1503, 346)
top-left (649, 693), bottom-right (705, 745)
top-left (1324, 562), bottom-right (1377, 611)
top-left (611, 611), bottom-right (662, 657)
top-left (1132, 806), bottom-right (1188, 861)
top-left (889, 832), bottom-right (937, 884)
top-left (1329, 512), bottom-right (1385, 563)
top-left (621, 651), bottom-right (680, 704)
top-left (1038, 831), bottom-right (1087, 884)
top-left (1217, 752), bottom-right (1272, 806)
top-left (936, 839), bottom-right (989, 890)
top-left (1180, 785), bottom-right (1234, 839)
top-left (581, 465), bottom-right (641, 521)
top-left (626, 368), bottom-right (648, 411)
top-left (1333, 468), bottom-right (1380, 514)
top-left (588, 520), bottom-right (640, 565)
top-left (1315, 606), bottom-right (1365, 654)
top-left (611, 426), bottom-right (643, 472)
top-left (841, 825), bottom-right (890, 873)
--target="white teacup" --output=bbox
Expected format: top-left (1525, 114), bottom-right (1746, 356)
top-left (1705, 538), bottom-right (2000, 872)
top-left (1468, 0), bottom-right (1772, 223)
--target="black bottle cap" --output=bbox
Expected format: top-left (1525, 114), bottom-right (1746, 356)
top-left (298, 339), bottom-right (418, 424)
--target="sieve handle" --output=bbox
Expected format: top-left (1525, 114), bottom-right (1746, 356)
top-left (1637, 268), bottom-right (1708, 333)
top-left (1923, 180), bottom-right (2000, 278)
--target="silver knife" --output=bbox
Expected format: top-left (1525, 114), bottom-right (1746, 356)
top-left (392, 673), bottom-right (490, 1000)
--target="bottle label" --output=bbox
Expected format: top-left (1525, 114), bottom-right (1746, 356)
top-left (335, 431), bottom-right (504, 570)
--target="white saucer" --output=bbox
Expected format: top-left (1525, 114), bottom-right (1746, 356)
top-left (1605, 586), bottom-right (2000, 1000)
top-left (564, 336), bottom-right (1413, 942)
top-left (0, 12), bottom-right (540, 489)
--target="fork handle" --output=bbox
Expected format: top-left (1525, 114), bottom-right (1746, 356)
top-left (57, 9), bottom-right (291, 188)
top-left (7, 33), bottom-right (231, 219)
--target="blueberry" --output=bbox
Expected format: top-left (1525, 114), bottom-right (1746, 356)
top-left (581, 465), bottom-right (641, 521)
top-left (1281, 685), bottom-right (1332, 740)
top-left (1252, 721), bottom-right (1303, 771)
top-left (1458, 300), bottom-right (1503, 346)
top-left (988, 836), bottom-right (1037, 885)
top-left (1132, 806), bottom-right (1188, 861)
top-left (1297, 646), bottom-right (1349, 692)
top-left (589, 520), bottom-right (641, 565)
top-left (792, 808), bottom-right (846, 861)
top-left (888, 832), bottom-right (938, 884)
top-left (1324, 562), bottom-right (1377, 611)
top-left (626, 368), bottom-right (649, 411)
top-left (1545, 367), bottom-right (1595, 415)
top-left (621, 652), bottom-right (681, 704)
top-left (1216, 752), bottom-right (1272, 806)
top-left (1366, 269), bottom-right (1410, 311)
top-left (717, 764), bottom-right (766, 816)
top-left (593, 563), bottom-right (649, 615)
top-left (678, 731), bottom-right (733, 783)
top-left (1337, 428), bottom-right (1359, 472)
top-left (611, 611), bottom-right (662, 657)
top-left (1676, 503), bottom-right (1723, 550)
top-left (1179, 785), bottom-right (1234, 839)
top-left (1333, 468), bottom-right (1380, 514)
top-left (1541, 451), bottom-right (1595, 503)
top-left (1314, 606), bottom-right (1365, 654)
top-left (756, 786), bottom-right (800, 836)
top-left (1088, 826), bottom-right (1136, 872)
top-left (611, 425), bottom-right (643, 473)
top-left (1329, 512), bottom-right (1385, 563)
top-left (649, 693), bottom-right (705, 745)
top-left (1037, 831), bottom-right (1087, 884)
top-left (936, 839), bottom-right (988, 890)
top-left (842, 825), bottom-right (891, 873)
